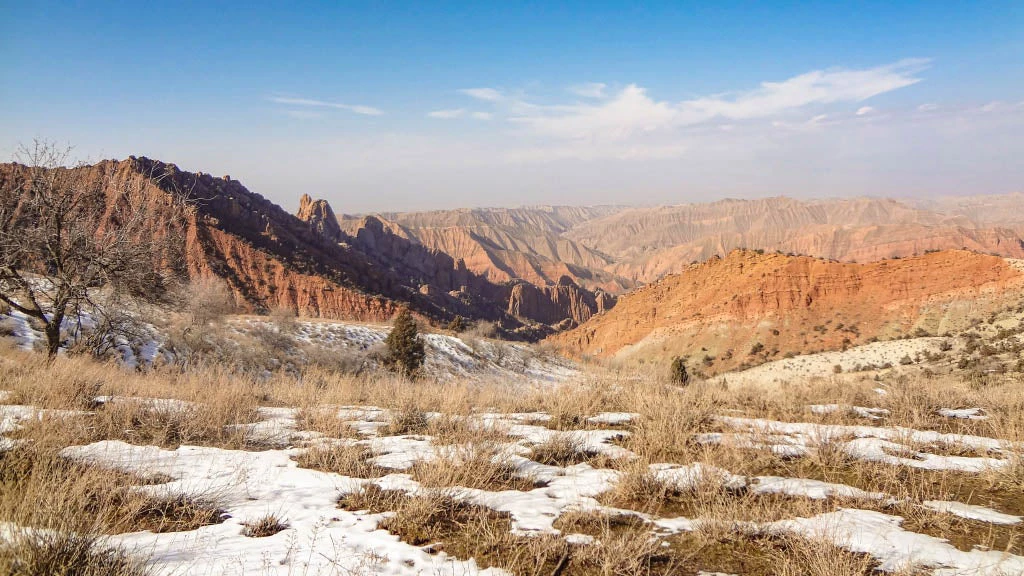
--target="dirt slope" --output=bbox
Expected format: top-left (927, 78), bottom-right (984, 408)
top-left (550, 249), bottom-right (1024, 373)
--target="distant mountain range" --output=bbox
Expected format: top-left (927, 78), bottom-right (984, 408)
top-left (5, 156), bottom-right (1022, 350)
top-left (343, 195), bottom-right (1024, 292)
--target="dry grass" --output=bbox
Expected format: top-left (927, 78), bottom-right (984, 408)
top-left (529, 434), bottom-right (603, 467)
top-left (423, 413), bottom-right (513, 445)
top-left (293, 442), bottom-right (387, 478)
top-left (411, 442), bottom-right (543, 492)
top-left (241, 514), bottom-right (289, 538)
top-left (12, 396), bottom-right (263, 451)
top-left (1, 343), bottom-right (1022, 574)
top-left (294, 406), bottom-right (359, 438)
top-left (340, 486), bottom-right (669, 576)
top-left (382, 404), bottom-right (431, 436)
top-left (0, 531), bottom-right (149, 576)
top-left (666, 532), bottom-right (879, 576)
top-left (0, 444), bottom-right (223, 536)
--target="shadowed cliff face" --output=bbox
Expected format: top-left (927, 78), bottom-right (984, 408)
top-left (346, 197), bottom-right (1024, 290)
top-left (337, 207), bottom-right (635, 294)
top-left (0, 158), bottom-right (613, 335)
top-left (550, 249), bottom-right (1024, 372)
top-left (304, 209), bottom-right (616, 329)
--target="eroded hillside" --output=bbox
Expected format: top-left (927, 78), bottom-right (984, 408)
top-left (550, 249), bottom-right (1024, 373)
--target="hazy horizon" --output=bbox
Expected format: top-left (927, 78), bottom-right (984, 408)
top-left (3, 2), bottom-right (1022, 212)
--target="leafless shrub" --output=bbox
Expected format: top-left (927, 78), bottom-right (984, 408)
top-left (0, 141), bottom-right (188, 359)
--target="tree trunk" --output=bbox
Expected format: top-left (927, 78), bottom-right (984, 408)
top-left (44, 316), bottom-right (62, 360)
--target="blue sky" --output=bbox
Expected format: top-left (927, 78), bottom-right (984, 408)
top-left (2, 1), bottom-right (1021, 212)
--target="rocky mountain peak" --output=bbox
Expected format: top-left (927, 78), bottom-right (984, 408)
top-left (296, 194), bottom-right (343, 243)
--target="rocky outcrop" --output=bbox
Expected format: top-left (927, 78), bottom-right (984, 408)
top-left (506, 275), bottom-right (615, 327)
top-left (550, 249), bottom-right (1024, 372)
top-left (333, 212), bottom-right (615, 328)
top-left (297, 193), bottom-right (343, 243)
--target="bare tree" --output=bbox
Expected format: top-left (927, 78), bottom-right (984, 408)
top-left (0, 141), bottom-right (187, 359)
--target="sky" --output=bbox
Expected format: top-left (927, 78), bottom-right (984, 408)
top-left (1, 1), bottom-right (1022, 213)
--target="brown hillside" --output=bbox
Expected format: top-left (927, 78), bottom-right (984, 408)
top-left (338, 207), bottom-right (635, 293)
top-left (566, 197), bottom-right (1024, 282)
top-left (551, 249), bottom-right (1024, 373)
top-left (0, 159), bottom-right (611, 334)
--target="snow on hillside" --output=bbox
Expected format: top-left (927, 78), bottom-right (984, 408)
top-left (714, 337), bottom-right (951, 387)
top-left (0, 312), bottom-right (579, 384)
top-left (266, 318), bottom-right (579, 383)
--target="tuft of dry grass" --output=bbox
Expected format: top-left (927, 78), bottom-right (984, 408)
top-left (0, 531), bottom-right (149, 576)
top-left (411, 442), bottom-right (543, 492)
top-left (529, 434), bottom-right (602, 467)
top-left (294, 406), bottom-right (358, 438)
top-left (597, 463), bottom-right (679, 516)
top-left (383, 404), bottom-right (431, 436)
top-left (293, 442), bottom-right (387, 478)
top-left (241, 514), bottom-right (289, 538)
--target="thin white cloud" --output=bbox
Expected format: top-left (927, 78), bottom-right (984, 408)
top-left (267, 96), bottom-right (384, 116)
top-left (284, 110), bottom-right (323, 120)
top-left (428, 108), bottom-right (465, 119)
top-left (856, 106), bottom-right (875, 115)
top-left (568, 82), bottom-right (607, 98)
top-left (459, 88), bottom-right (504, 102)
top-left (510, 59), bottom-right (929, 142)
top-left (428, 109), bottom-right (493, 120)
top-left (917, 103), bottom-right (940, 112)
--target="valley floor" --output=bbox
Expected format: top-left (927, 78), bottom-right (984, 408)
top-left (0, 344), bottom-right (1022, 576)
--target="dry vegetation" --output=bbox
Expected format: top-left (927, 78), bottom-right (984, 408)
top-left (0, 331), bottom-right (1022, 575)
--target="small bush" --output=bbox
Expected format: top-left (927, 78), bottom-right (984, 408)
top-left (669, 357), bottom-right (690, 385)
top-left (446, 316), bottom-right (466, 332)
top-left (384, 308), bottom-right (425, 376)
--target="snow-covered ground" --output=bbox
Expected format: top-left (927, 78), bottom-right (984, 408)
top-left (713, 337), bottom-right (951, 387)
top-left (0, 311), bottom-right (580, 383)
top-left (1, 396), bottom-right (1021, 575)
top-left (278, 319), bottom-right (579, 383)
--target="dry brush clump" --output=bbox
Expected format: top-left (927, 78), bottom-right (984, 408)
top-left (293, 406), bottom-right (360, 438)
top-left (0, 443), bottom-right (225, 536)
top-left (529, 434), bottom-right (603, 467)
top-left (241, 514), bottom-right (290, 538)
top-left (293, 442), bottom-right (387, 478)
top-left (0, 531), bottom-right (150, 576)
top-left (411, 442), bottom-right (542, 492)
